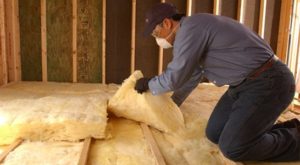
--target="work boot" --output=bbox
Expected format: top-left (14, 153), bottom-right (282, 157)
top-left (272, 118), bottom-right (300, 130)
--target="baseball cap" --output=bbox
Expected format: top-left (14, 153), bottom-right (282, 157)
top-left (143, 3), bottom-right (178, 36)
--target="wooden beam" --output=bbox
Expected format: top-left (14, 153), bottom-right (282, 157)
top-left (41, 0), bottom-right (47, 82)
top-left (77, 137), bottom-right (92, 165)
top-left (237, 0), bottom-right (245, 23)
top-left (213, 0), bottom-right (222, 15)
top-left (295, 23), bottom-right (300, 81)
top-left (158, 0), bottom-right (165, 75)
top-left (276, 0), bottom-right (293, 62)
top-left (0, 0), bottom-right (7, 85)
top-left (72, 0), bottom-right (77, 83)
top-left (5, 0), bottom-right (21, 83)
top-left (12, 0), bottom-right (21, 81)
top-left (158, 48), bottom-right (163, 74)
top-left (4, 0), bottom-right (13, 83)
top-left (287, 0), bottom-right (300, 75)
top-left (187, 0), bottom-right (192, 16)
top-left (0, 139), bottom-right (23, 163)
top-left (297, 25), bottom-right (300, 79)
top-left (258, 0), bottom-right (267, 38)
top-left (141, 123), bottom-right (166, 165)
top-left (131, 0), bottom-right (136, 74)
top-left (102, 0), bottom-right (106, 84)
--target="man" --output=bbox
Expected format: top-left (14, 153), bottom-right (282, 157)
top-left (134, 2), bottom-right (300, 162)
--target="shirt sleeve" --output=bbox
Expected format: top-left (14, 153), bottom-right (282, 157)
top-left (149, 20), bottom-right (209, 95)
top-left (171, 65), bottom-right (203, 106)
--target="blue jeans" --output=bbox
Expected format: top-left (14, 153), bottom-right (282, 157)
top-left (205, 60), bottom-right (300, 161)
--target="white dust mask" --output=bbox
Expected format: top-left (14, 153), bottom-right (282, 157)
top-left (155, 23), bottom-right (179, 49)
top-left (155, 37), bottom-right (173, 49)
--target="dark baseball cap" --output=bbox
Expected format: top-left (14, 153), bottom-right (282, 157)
top-left (144, 3), bottom-right (178, 36)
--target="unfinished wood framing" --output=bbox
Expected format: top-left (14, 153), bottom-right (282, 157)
top-left (264, 0), bottom-right (281, 52)
top-left (0, 139), bottom-right (23, 163)
top-left (4, 0), bottom-right (21, 83)
top-left (295, 30), bottom-right (300, 79)
top-left (131, 0), bottom-right (136, 74)
top-left (187, 0), bottom-right (192, 16)
top-left (72, 0), bottom-right (77, 83)
top-left (214, 0), bottom-right (222, 15)
top-left (0, 0), bottom-right (7, 85)
top-left (102, 0), bottom-right (106, 84)
top-left (287, 0), bottom-right (300, 75)
top-left (5, 0), bottom-right (14, 82)
top-left (277, 0), bottom-right (293, 62)
top-left (297, 31), bottom-right (300, 82)
top-left (158, 0), bottom-right (165, 75)
top-left (158, 49), bottom-right (163, 74)
top-left (12, 0), bottom-right (21, 82)
top-left (258, 0), bottom-right (267, 38)
top-left (78, 137), bottom-right (92, 165)
top-left (141, 123), bottom-right (167, 165)
top-left (237, 0), bottom-right (245, 23)
top-left (0, 0), bottom-right (294, 84)
top-left (41, 0), bottom-right (47, 82)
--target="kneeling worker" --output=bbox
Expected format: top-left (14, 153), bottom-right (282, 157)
top-left (135, 2), bottom-right (300, 162)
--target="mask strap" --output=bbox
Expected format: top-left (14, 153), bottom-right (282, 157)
top-left (165, 23), bottom-right (180, 40)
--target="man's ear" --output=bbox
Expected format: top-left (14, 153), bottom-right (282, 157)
top-left (162, 18), bottom-right (172, 30)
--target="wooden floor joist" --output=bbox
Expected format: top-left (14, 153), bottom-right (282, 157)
top-left (141, 123), bottom-right (166, 165)
top-left (77, 137), bottom-right (92, 165)
top-left (0, 138), bottom-right (23, 163)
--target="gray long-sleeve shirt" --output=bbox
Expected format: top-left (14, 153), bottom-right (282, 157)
top-left (148, 13), bottom-right (274, 105)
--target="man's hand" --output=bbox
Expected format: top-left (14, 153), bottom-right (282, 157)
top-left (135, 77), bottom-right (151, 94)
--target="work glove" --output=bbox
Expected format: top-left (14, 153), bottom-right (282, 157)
top-left (135, 77), bottom-right (151, 94)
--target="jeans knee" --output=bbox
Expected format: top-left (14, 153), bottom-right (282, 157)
top-left (205, 126), bottom-right (219, 144)
top-left (219, 141), bottom-right (245, 161)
